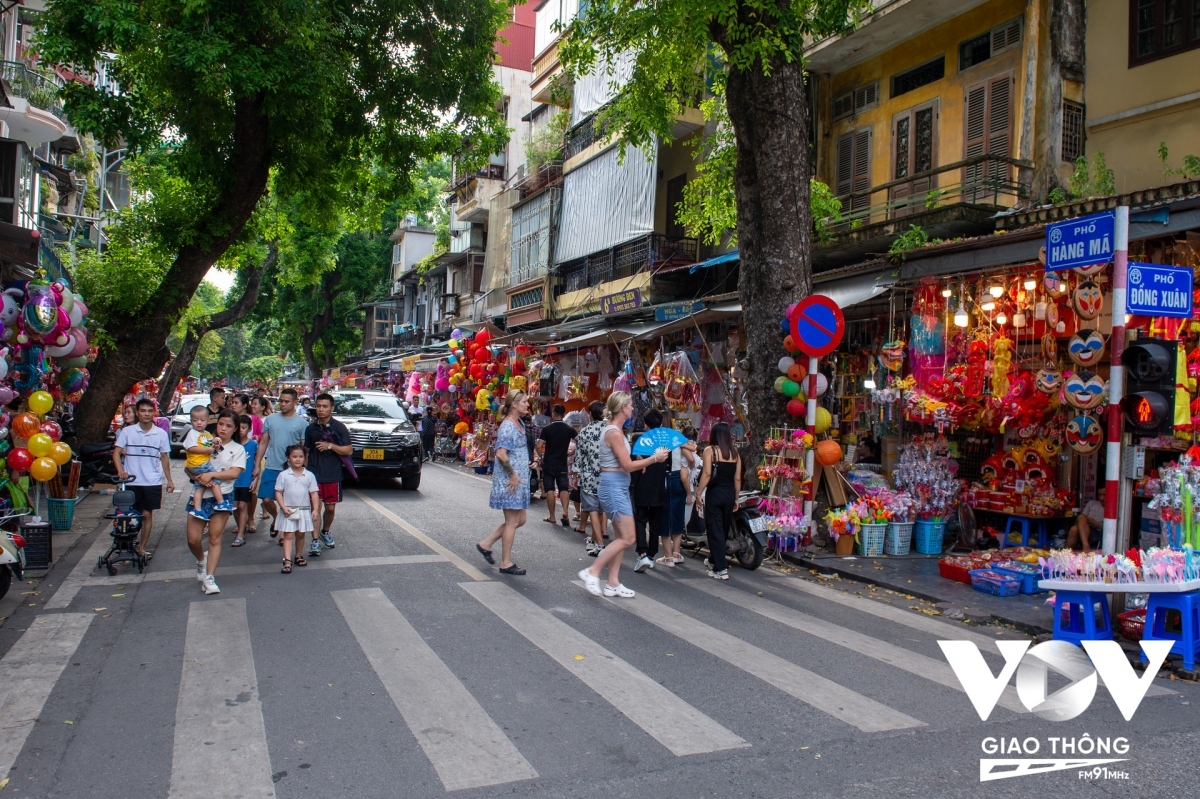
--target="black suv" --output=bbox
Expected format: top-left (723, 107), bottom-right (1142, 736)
top-left (329, 390), bottom-right (423, 490)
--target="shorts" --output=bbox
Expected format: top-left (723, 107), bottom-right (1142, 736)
top-left (569, 487), bottom-right (580, 502)
top-left (581, 491), bottom-right (600, 513)
top-left (257, 469), bottom-right (281, 500)
top-left (598, 471), bottom-right (633, 521)
top-left (186, 497), bottom-right (219, 518)
top-left (318, 482), bottom-right (342, 505)
top-left (185, 461), bottom-right (216, 483)
top-left (130, 485), bottom-right (162, 512)
top-left (234, 487), bottom-right (253, 504)
top-left (543, 470), bottom-right (569, 493)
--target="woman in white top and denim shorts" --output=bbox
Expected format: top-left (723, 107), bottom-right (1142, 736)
top-left (578, 391), bottom-right (667, 598)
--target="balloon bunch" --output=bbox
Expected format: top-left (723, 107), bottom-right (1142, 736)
top-left (421, 328), bottom-right (509, 422)
top-left (0, 278), bottom-right (91, 407)
top-left (5, 390), bottom-right (73, 482)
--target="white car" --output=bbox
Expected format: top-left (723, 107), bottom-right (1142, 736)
top-left (168, 394), bottom-right (213, 457)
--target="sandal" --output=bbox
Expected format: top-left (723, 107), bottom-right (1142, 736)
top-left (543, 517), bottom-right (555, 523)
top-left (560, 517), bottom-right (570, 527)
top-left (475, 544), bottom-right (495, 565)
top-left (231, 537), bottom-right (246, 547)
top-left (269, 526), bottom-right (278, 539)
top-left (655, 556), bottom-right (675, 567)
top-left (294, 555), bottom-right (308, 567)
top-left (498, 564), bottom-right (526, 575)
top-left (281, 559), bottom-right (292, 574)
top-left (246, 527), bottom-right (258, 534)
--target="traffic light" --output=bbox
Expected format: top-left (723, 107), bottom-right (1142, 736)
top-left (1120, 337), bottom-right (1176, 435)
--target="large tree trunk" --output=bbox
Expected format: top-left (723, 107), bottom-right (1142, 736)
top-left (70, 96), bottom-right (271, 445)
top-left (155, 244), bottom-right (275, 410)
top-left (723, 57), bottom-right (814, 467)
top-left (298, 323), bottom-right (321, 378)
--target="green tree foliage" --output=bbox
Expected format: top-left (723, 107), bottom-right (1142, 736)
top-left (39, 0), bottom-right (511, 442)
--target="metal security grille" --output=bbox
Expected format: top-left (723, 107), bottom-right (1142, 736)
top-left (1062, 101), bottom-right (1086, 163)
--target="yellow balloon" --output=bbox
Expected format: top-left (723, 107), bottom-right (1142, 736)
top-left (28, 391), bottom-right (53, 416)
top-left (29, 457), bottom-right (57, 482)
top-left (26, 433), bottom-right (53, 458)
top-left (814, 407), bottom-right (833, 435)
top-left (49, 441), bottom-right (72, 466)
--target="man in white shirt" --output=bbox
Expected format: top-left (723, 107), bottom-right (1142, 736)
top-left (113, 398), bottom-right (176, 557)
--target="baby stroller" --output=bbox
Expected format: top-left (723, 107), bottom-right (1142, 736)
top-left (432, 420), bottom-right (459, 462)
top-left (98, 482), bottom-right (147, 575)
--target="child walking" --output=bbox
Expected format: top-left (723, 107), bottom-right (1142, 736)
top-left (230, 415), bottom-right (259, 548)
top-left (274, 444), bottom-right (319, 573)
top-left (183, 406), bottom-right (230, 518)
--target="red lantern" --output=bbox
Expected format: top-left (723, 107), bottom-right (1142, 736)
top-left (39, 420), bottom-right (62, 442)
top-left (787, 363), bottom-right (807, 383)
top-left (7, 447), bottom-right (32, 472)
top-left (475, 330), bottom-right (491, 346)
top-left (786, 399), bottom-right (805, 417)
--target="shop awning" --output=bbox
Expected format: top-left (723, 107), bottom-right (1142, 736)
top-left (688, 251), bottom-right (739, 274)
top-left (551, 321), bottom-right (663, 349)
top-left (812, 267), bottom-right (898, 309)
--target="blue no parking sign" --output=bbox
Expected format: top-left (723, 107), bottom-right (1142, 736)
top-left (1127, 262), bottom-right (1194, 318)
top-left (788, 295), bottom-right (845, 358)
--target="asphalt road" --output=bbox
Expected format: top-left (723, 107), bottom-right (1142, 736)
top-left (0, 461), bottom-right (1195, 799)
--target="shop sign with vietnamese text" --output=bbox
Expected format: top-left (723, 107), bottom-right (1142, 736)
top-left (1126, 262), bottom-right (1193, 318)
top-left (654, 301), bottom-right (702, 322)
top-left (1045, 211), bottom-right (1115, 272)
top-left (599, 289), bottom-right (642, 315)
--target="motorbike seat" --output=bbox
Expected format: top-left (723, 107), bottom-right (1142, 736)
top-left (80, 442), bottom-right (114, 457)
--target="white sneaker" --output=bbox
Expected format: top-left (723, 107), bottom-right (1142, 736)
top-left (634, 556), bottom-right (654, 573)
top-left (707, 569), bottom-right (730, 581)
top-left (602, 583), bottom-right (635, 598)
top-left (578, 568), bottom-right (602, 597)
top-left (201, 575), bottom-right (221, 595)
top-left (195, 553), bottom-right (208, 582)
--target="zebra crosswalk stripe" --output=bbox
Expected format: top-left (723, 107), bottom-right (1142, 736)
top-left (462, 580), bottom-right (748, 756)
top-left (169, 599), bottom-right (275, 799)
top-left (332, 588), bottom-right (538, 791)
top-left (684, 578), bottom-right (1027, 714)
top-left (0, 614), bottom-right (93, 779)
top-left (609, 590), bottom-right (925, 732)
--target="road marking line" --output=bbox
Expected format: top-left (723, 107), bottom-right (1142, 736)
top-left (333, 588), bottom-right (536, 791)
top-left (351, 490), bottom-right (489, 581)
top-left (0, 613), bottom-right (92, 777)
top-left (81, 554), bottom-right (447, 586)
top-left (771, 576), bottom-right (1173, 699)
top-left (461, 581), bottom-right (747, 756)
top-left (684, 579), bottom-right (1027, 714)
top-left (606, 587), bottom-right (924, 732)
top-left (426, 462), bottom-right (492, 485)
top-left (169, 599), bottom-right (275, 799)
top-left (44, 534), bottom-right (114, 609)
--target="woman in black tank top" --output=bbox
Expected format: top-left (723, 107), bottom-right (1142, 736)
top-left (696, 422), bottom-right (741, 580)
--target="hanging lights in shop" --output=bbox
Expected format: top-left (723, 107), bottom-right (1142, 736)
top-left (953, 282), bottom-right (969, 327)
top-left (988, 280), bottom-right (1006, 299)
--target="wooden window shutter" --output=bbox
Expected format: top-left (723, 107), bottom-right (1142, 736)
top-left (986, 73), bottom-right (1013, 182)
top-left (836, 132), bottom-right (854, 197)
top-left (964, 81), bottom-right (987, 162)
top-left (851, 128), bottom-right (871, 211)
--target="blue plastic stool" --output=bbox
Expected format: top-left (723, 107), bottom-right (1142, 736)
top-left (1141, 592), bottom-right (1200, 671)
top-left (1052, 590), bottom-right (1113, 644)
top-left (1000, 517), bottom-right (1049, 550)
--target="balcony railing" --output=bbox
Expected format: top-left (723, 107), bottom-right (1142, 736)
top-left (515, 160), bottom-right (563, 198)
top-left (564, 114), bottom-right (611, 161)
top-left (557, 233), bottom-right (698, 295)
top-left (532, 40), bottom-right (560, 83)
top-left (1, 61), bottom-right (65, 120)
top-left (450, 163), bottom-right (506, 192)
top-left (827, 153), bottom-right (1032, 234)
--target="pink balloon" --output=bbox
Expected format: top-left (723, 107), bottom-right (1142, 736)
top-left (67, 328), bottom-right (87, 358)
top-left (0, 387), bottom-right (16, 406)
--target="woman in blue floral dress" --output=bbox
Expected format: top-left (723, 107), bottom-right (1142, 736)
top-left (477, 390), bottom-right (531, 574)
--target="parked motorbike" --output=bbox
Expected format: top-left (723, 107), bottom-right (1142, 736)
top-left (0, 525), bottom-right (26, 599)
top-left (78, 441), bottom-right (120, 488)
top-left (681, 489), bottom-right (766, 570)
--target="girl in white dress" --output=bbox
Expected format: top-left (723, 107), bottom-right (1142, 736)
top-left (274, 445), bottom-right (319, 573)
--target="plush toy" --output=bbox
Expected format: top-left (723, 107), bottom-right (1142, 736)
top-left (434, 362), bottom-right (450, 393)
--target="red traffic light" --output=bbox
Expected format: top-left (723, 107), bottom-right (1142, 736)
top-left (1120, 392), bottom-right (1171, 432)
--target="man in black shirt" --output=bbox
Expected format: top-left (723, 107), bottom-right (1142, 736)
top-left (204, 386), bottom-right (226, 435)
top-left (632, 409), bottom-right (668, 572)
top-left (538, 404), bottom-right (576, 526)
top-left (419, 406), bottom-right (436, 461)
top-left (304, 393), bottom-right (352, 552)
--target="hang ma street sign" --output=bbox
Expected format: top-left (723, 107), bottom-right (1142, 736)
top-left (1045, 210), bottom-right (1115, 272)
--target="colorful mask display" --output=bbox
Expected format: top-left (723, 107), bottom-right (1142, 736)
top-left (1068, 329), bottom-right (1106, 367)
top-left (1035, 365), bottom-right (1064, 394)
top-left (1063, 370), bottom-right (1107, 411)
top-left (1065, 413), bottom-right (1103, 454)
top-left (1073, 280), bottom-right (1104, 320)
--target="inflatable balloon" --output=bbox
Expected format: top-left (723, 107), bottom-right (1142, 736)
top-left (451, 328), bottom-right (463, 340)
top-left (0, 386), bottom-right (15, 406)
top-left (53, 280), bottom-right (73, 314)
top-left (475, 330), bottom-right (491, 346)
top-left (26, 432), bottom-right (52, 458)
top-left (58, 367), bottom-right (88, 394)
top-left (45, 336), bottom-right (73, 358)
top-left (6, 447), bottom-right (31, 472)
top-left (28, 391), bottom-right (53, 416)
top-left (65, 328), bottom-right (87, 359)
top-left (0, 288), bottom-right (19, 329)
top-left (10, 348), bottom-right (42, 393)
top-left (60, 355), bottom-right (87, 370)
top-left (11, 413), bottom-right (39, 439)
top-left (39, 420), bottom-right (61, 441)
top-left (29, 457), bottom-right (57, 482)
top-left (22, 282), bottom-right (57, 337)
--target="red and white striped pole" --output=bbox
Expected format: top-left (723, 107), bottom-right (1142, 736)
top-left (803, 356), bottom-right (818, 547)
top-left (1102, 206), bottom-right (1130, 554)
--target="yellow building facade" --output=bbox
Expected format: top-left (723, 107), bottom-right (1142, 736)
top-left (1085, 0), bottom-right (1200, 194)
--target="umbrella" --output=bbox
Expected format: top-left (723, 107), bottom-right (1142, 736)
top-left (631, 427), bottom-right (687, 456)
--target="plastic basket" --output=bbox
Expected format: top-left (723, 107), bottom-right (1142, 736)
top-left (969, 568), bottom-right (1021, 597)
top-left (857, 523), bottom-right (886, 556)
top-left (1117, 609), bottom-right (1145, 641)
top-left (914, 520), bottom-right (946, 554)
top-left (990, 561), bottom-right (1047, 594)
top-left (885, 522), bottom-right (914, 555)
top-left (938, 559), bottom-right (974, 583)
top-left (46, 496), bottom-right (77, 531)
top-left (20, 519), bottom-right (51, 570)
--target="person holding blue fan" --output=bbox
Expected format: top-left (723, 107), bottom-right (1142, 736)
top-left (577, 391), bottom-right (668, 599)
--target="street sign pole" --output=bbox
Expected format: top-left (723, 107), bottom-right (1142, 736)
top-left (804, 356), bottom-right (819, 547)
top-left (1104, 206), bottom-right (1129, 555)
